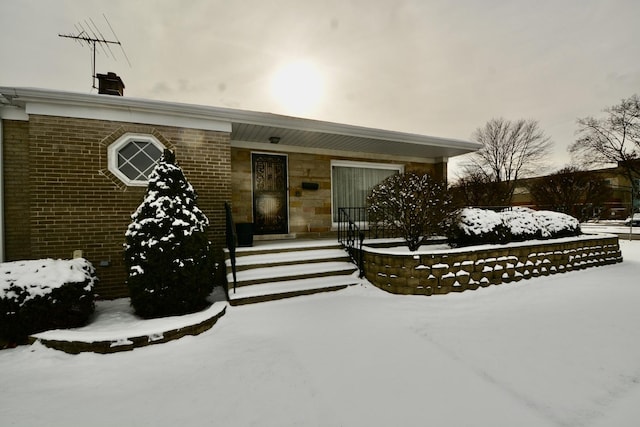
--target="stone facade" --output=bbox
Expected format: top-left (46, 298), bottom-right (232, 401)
top-left (231, 146), bottom-right (443, 236)
top-left (2, 116), bottom-right (231, 298)
top-left (363, 235), bottom-right (622, 296)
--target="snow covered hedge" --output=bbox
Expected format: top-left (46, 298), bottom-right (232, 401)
top-left (0, 258), bottom-right (96, 344)
top-left (449, 207), bottom-right (581, 247)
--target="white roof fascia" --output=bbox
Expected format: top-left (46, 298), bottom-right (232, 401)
top-left (0, 87), bottom-right (481, 153)
top-left (0, 87), bottom-right (231, 133)
top-left (24, 101), bottom-right (232, 133)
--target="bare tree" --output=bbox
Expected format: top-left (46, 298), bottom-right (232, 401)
top-left (528, 166), bottom-right (612, 221)
top-left (569, 94), bottom-right (640, 194)
top-left (461, 118), bottom-right (553, 204)
top-left (449, 171), bottom-right (511, 208)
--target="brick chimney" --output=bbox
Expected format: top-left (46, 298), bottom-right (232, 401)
top-left (96, 72), bottom-right (125, 96)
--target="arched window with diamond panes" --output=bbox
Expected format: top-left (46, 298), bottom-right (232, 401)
top-left (108, 134), bottom-right (165, 186)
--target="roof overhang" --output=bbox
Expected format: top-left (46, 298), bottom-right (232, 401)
top-left (0, 86), bottom-right (481, 160)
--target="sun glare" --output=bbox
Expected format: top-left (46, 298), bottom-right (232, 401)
top-left (270, 60), bottom-right (324, 115)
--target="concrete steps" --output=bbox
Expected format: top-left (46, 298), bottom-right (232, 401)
top-left (224, 240), bottom-right (359, 305)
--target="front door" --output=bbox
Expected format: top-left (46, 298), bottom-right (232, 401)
top-left (252, 153), bottom-right (288, 235)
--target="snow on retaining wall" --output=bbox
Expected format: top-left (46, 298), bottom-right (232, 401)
top-left (363, 235), bottom-right (622, 296)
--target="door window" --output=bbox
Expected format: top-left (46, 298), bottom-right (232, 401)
top-left (252, 153), bottom-right (289, 234)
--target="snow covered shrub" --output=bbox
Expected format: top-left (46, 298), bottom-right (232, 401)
top-left (125, 150), bottom-right (214, 319)
top-left (448, 207), bottom-right (581, 247)
top-left (0, 258), bottom-right (96, 345)
top-left (368, 172), bottom-right (453, 251)
top-left (448, 207), bottom-right (510, 246)
top-left (500, 208), bottom-right (543, 241)
top-left (533, 209), bottom-right (581, 238)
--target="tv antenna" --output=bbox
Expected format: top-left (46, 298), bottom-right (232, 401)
top-left (58, 14), bottom-right (131, 90)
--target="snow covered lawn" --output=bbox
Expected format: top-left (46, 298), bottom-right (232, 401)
top-left (1, 240), bottom-right (640, 427)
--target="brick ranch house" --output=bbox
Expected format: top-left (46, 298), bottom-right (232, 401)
top-left (0, 84), bottom-right (480, 298)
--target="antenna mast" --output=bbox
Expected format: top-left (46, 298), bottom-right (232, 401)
top-left (58, 15), bottom-right (131, 90)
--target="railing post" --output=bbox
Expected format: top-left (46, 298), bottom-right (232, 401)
top-left (337, 207), bottom-right (366, 278)
top-left (358, 231), bottom-right (365, 278)
top-left (224, 202), bottom-right (238, 294)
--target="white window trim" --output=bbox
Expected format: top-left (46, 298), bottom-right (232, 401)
top-left (330, 160), bottom-right (404, 228)
top-left (108, 133), bottom-right (165, 187)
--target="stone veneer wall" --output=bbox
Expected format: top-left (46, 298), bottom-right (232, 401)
top-left (230, 146), bottom-right (442, 236)
top-left (363, 235), bottom-right (622, 296)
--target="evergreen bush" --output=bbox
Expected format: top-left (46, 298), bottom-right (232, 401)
top-left (534, 209), bottom-right (581, 238)
top-left (448, 208), bottom-right (510, 246)
top-left (500, 208), bottom-right (543, 242)
top-left (448, 207), bottom-right (581, 247)
top-left (125, 150), bottom-right (213, 318)
top-left (0, 258), bottom-right (96, 345)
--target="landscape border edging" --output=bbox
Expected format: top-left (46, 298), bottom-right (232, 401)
top-left (29, 305), bottom-right (227, 354)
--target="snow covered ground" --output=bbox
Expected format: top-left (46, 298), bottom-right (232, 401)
top-left (581, 222), bottom-right (640, 238)
top-left (1, 240), bottom-right (640, 427)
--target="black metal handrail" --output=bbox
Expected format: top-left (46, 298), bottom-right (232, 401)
top-left (337, 207), bottom-right (366, 278)
top-left (337, 207), bottom-right (401, 240)
top-left (224, 202), bottom-right (238, 294)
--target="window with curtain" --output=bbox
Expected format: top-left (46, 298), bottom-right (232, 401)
top-left (331, 161), bottom-right (403, 222)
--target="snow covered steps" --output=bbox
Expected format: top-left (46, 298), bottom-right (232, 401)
top-left (224, 240), bottom-right (359, 305)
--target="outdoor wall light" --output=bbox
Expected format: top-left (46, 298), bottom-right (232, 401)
top-left (269, 136), bottom-right (281, 144)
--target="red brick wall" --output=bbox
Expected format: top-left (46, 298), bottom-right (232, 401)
top-left (3, 116), bottom-right (231, 298)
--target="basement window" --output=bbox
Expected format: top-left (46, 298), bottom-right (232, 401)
top-left (108, 134), bottom-right (165, 186)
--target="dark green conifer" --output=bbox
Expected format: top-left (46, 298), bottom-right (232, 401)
top-left (125, 150), bottom-right (213, 318)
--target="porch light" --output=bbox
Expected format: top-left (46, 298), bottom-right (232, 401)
top-left (269, 136), bottom-right (281, 144)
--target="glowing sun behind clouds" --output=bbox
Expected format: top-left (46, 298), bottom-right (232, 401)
top-left (270, 60), bottom-right (325, 115)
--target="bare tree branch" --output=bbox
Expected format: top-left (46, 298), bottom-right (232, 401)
top-left (459, 118), bottom-right (553, 205)
top-left (570, 94), bottom-right (640, 194)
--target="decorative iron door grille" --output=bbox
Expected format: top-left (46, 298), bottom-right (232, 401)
top-left (252, 153), bottom-right (288, 234)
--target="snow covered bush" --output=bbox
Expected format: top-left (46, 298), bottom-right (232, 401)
top-left (125, 150), bottom-right (214, 319)
top-left (448, 207), bottom-right (581, 247)
top-left (448, 208), bottom-right (510, 246)
top-left (368, 172), bottom-right (453, 251)
top-left (534, 209), bottom-right (581, 238)
top-left (500, 208), bottom-right (543, 241)
top-left (0, 258), bottom-right (96, 345)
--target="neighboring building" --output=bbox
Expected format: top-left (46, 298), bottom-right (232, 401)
top-left (511, 163), bottom-right (640, 220)
top-left (0, 82), bottom-right (480, 298)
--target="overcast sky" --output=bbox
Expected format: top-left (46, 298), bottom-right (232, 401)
top-left (2, 0), bottom-right (639, 178)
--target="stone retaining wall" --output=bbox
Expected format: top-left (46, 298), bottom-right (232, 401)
top-left (363, 235), bottom-right (622, 296)
top-left (30, 305), bottom-right (227, 354)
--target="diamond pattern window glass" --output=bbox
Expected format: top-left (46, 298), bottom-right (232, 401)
top-left (108, 134), bottom-right (165, 186)
top-left (117, 141), bottom-right (163, 181)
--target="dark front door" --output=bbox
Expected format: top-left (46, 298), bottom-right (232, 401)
top-left (252, 153), bottom-right (288, 235)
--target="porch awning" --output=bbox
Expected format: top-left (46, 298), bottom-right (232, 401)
top-left (230, 119), bottom-right (479, 159)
